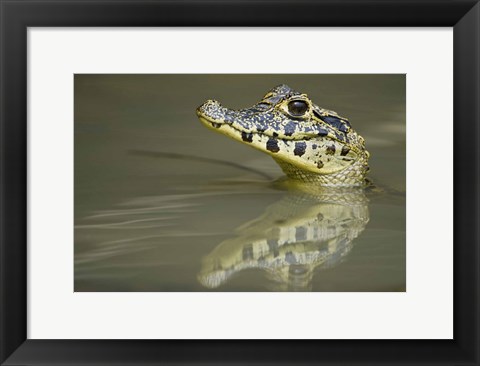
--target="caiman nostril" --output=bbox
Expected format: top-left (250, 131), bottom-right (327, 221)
top-left (202, 99), bottom-right (223, 108)
top-left (196, 99), bottom-right (230, 124)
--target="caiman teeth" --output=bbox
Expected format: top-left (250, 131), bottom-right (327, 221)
top-left (211, 122), bottom-right (222, 128)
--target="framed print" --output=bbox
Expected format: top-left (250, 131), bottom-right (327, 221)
top-left (1, 0), bottom-right (479, 365)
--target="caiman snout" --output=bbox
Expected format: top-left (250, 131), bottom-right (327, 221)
top-left (196, 99), bottom-right (230, 123)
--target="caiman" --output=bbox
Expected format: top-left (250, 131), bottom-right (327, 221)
top-left (196, 85), bottom-right (371, 290)
top-left (197, 84), bottom-right (370, 187)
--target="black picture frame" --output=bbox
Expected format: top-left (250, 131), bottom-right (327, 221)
top-left (1, 1), bottom-right (479, 365)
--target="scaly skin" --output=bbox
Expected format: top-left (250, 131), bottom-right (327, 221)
top-left (197, 84), bottom-right (370, 187)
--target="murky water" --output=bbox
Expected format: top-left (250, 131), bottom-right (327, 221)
top-left (74, 74), bottom-right (405, 292)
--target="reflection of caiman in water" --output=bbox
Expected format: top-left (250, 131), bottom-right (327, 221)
top-left (196, 84), bottom-right (372, 290)
top-left (197, 184), bottom-right (369, 291)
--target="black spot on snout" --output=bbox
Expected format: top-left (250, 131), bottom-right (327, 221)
top-left (294, 142), bottom-right (306, 156)
top-left (284, 121), bottom-right (297, 136)
top-left (317, 127), bottom-right (328, 136)
top-left (341, 146), bottom-right (350, 156)
top-left (266, 138), bottom-right (280, 153)
top-left (326, 145), bottom-right (336, 155)
top-left (241, 131), bottom-right (254, 143)
top-left (335, 132), bottom-right (346, 142)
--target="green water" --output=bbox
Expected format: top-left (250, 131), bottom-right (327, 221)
top-left (74, 74), bottom-right (406, 292)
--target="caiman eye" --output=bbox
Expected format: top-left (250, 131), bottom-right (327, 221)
top-left (287, 100), bottom-right (309, 116)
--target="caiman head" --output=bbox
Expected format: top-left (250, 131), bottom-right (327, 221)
top-left (196, 84), bottom-right (370, 187)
